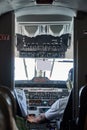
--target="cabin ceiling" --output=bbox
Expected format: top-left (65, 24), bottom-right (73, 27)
top-left (0, 0), bottom-right (87, 17)
top-left (0, 0), bottom-right (87, 59)
top-left (1, 0), bottom-right (84, 60)
top-left (1, 0), bottom-right (87, 34)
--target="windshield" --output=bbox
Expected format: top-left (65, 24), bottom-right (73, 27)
top-left (14, 58), bottom-right (73, 81)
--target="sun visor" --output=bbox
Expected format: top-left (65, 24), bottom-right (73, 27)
top-left (36, 59), bottom-right (52, 71)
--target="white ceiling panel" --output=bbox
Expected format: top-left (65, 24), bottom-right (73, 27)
top-left (0, 0), bottom-right (86, 17)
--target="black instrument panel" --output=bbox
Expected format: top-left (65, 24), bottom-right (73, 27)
top-left (15, 79), bottom-right (70, 130)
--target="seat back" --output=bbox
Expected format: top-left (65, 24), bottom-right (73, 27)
top-left (0, 94), bottom-right (18, 130)
top-left (60, 89), bottom-right (73, 130)
top-left (84, 113), bottom-right (87, 130)
top-left (0, 85), bottom-right (16, 118)
top-left (60, 88), bottom-right (77, 130)
top-left (78, 86), bottom-right (87, 130)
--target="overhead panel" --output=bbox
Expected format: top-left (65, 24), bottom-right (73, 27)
top-left (16, 33), bottom-right (71, 58)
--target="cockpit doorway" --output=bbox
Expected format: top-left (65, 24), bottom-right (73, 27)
top-left (14, 17), bottom-right (74, 130)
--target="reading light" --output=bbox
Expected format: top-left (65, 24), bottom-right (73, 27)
top-left (36, 0), bottom-right (53, 4)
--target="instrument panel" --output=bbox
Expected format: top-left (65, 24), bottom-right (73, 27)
top-left (15, 77), bottom-right (70, 130)
top-left (18, 87), bottom-right (69, 116)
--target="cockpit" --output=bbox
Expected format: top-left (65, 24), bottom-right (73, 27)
top-left (14, 19), bottom-right (73, 130)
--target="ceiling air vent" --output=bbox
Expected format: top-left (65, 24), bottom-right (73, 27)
top-left (36, 0), bottom-right (53, 4)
